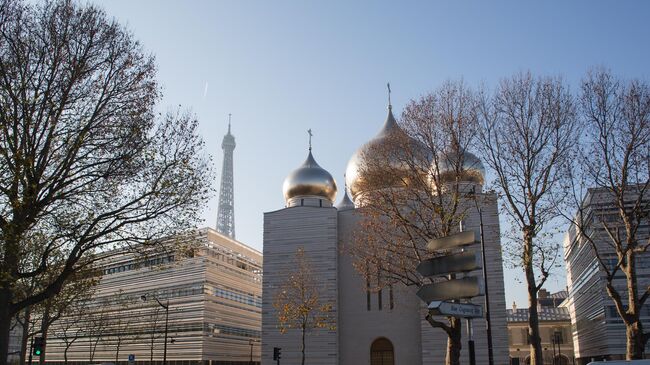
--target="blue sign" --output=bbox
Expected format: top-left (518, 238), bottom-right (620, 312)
top-left (128, 354), bottom-right (135, 361)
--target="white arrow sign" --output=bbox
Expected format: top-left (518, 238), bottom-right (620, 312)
top-left (428, 300), bottom-right (483, 318)
top-left (416, 276), bottom-right (485, 303)
top-left (427, 230), bottom-right (479, 251)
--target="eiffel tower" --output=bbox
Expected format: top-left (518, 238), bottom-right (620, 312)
top-left (216, 114), bottom-right (236, 238)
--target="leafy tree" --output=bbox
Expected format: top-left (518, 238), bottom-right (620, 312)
top-left (273, 247), bottom-right (335, 365)
top-left (0, 1), bottom-right (212, 362)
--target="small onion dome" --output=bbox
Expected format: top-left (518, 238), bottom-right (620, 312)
top-left (283, 150), bottom-right (337, 203)
top-left (336, 186), bottom-right (355, 211)
top-left (345, 106), bottom-right (428, 202)
top-left (436, 150), bottom-right (485, 185)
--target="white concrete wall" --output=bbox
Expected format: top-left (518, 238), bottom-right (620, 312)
top-left (337, 209), bottom-right (423, 365)
top-left (262, 204), bottom-right (339, 365)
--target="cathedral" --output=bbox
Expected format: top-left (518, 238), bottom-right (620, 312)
top-left (262, 101), bottom-right (509, 365)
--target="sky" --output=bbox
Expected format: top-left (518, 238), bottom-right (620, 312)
top-left (91, 0), bottom-right (650, 308)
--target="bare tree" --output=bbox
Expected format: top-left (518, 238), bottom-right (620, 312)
top-left (349, 81), bottom-right (482, 365)
top-left (147, 304), bottom-right (164, 363)
top-left (0, 1), bottom-right (213, 361)
top-left (476, 72), bottom-right (577, 365)
top-left (273, 247), bottom-right (336, 365)
top-left (50, 300), bottom-right (87, 365)
top-left (565, 69), bottom-right (650, 359)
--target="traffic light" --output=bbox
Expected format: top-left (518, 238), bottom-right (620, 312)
top-left (273, 347), bottom-right (281, 360)
top-left (33, 336), bottom-right (45, 356)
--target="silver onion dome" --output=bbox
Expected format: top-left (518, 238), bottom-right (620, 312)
top-left (336, 185), bottom-right (355, 211)
top-left (436, 149), bottom-right (485, 185)
top-left (345, 105), bottom-right (428, 202)
top-left (283, 150), bottom-right (337, 203)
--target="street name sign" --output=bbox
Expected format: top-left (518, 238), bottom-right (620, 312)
top-left (416, 276), bottom-right (485, 303)
top-left (416, 251), bottom-right (481, 277)
top-left (428, 300), bottom-right (483, 318)
top-left (427, 230), bottom-right (479, 251)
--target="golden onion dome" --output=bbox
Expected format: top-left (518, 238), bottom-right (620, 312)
top-left (345, 105), bottom-right (427, 202)
top-left (283, 149), bottom-right (337, 203)
top-left (436, 150), bottom-right (485, 185)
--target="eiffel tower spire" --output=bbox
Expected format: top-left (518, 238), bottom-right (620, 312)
top-left (216, 114), bottom-right (236, 238)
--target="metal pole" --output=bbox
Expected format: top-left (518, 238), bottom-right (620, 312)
top-left (552, 338), bottom-right (557, 365)
top-left (558, 335), bottom-right (562, 365)
top-left (477, 205), bottom-right (495, 365)
top-left (467, 318), bottom-right (476, 365)
top-left (249, 340), bottom-right (253, 365)
top-left (163, 300), bottom-right (169, 365)
top-left (28, 337), bottom-right (33, 365)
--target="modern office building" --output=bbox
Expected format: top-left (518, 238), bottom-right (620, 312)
top-left (42, 228), bottom-right (262, 365)
top-left (564, 187), bottom-right (650, 364)
top-left (507, 290), bottom-right (574, 365)
top-left (262, 101), bottom-right (509, 365)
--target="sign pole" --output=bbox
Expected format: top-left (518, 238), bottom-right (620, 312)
top-left (28, 337), bottom-right (33, 365)
top-left (467, 317), bottom-right (476, 365)
top-left (478, 205), bottom-right (495, 365)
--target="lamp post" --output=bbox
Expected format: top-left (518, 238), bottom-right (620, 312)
top-left (141, 294), bottom-right (170, 365)
top-left (249, 339), bottom-right (254, 365)
top-left (473, 187), bottom-right (494, 365)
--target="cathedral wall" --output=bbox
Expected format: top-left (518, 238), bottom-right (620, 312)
top-left (337, 210), bottom-right (423, 365)
top-left (262, 206), bottom-right (339, 365)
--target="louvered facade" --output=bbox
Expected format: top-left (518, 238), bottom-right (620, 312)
top-left (564, 188), bottom-right (650, 364)
top-left (41, 228), bottom-right (262, 365)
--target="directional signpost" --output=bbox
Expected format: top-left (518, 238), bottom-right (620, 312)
top-left (417, 228), bottom-right (484, 365)
top-left (428, 300), bottom-right (483, 318)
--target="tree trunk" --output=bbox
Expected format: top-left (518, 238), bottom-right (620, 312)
top-left (624, 249), bottom-right (646, 359)
top-left (39, 305), bottom-right (51, 364)
top-left (445, 317), bottom-right (462, 365)
top-left (524, 229), bottom-right (543, 365)
top-left (301, 324), bottom-right (306, 365)
top-left (64, 343), bottom-right (70, 365)
top-left (115, 341), bottom-right (120, 365)
top-left (0, 287), bottom-right (12, 365)
top-left (626, 321), bottom-right (646, 360)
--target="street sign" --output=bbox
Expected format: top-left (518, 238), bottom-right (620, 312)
top-left (128, 354), bottom-right (135, 365)
top-left (427, 230), bottom-right (479, 251)
top-left (416, 251), bottom-right (481, 277)
top-left (428, 300), bottom-right (483, 318)
top-left (416, 276), bottom-right (485, 303)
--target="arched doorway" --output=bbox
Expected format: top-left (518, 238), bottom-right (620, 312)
top-left (554, 355), bottom-right (569, 365)
top-left (370, 337), bottom-right (394, 365)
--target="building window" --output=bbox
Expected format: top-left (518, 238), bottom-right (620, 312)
top-left (389, 285), bottom-right (394, 310)
top-left (553, 330), bottom-right (563, 345)
top-left (370, 337), bottom-right (394, 365)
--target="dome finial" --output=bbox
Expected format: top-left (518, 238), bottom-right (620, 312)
top-left (228, 113), bottom-right (232, 134)
top-left (387, 82), bottom-right (392, 110)
top-left (308, 128), bottom-right (313, 151)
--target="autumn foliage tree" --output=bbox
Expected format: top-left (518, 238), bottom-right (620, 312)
top-left (273, 247), bottom-right (335, 365)
top-left (349, 81), bottom-right (482, 365)
top-left (0, 1), bottom-right (212, 361)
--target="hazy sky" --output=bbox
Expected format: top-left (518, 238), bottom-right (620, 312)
top-left (92, 0), bottom-right (650, 307)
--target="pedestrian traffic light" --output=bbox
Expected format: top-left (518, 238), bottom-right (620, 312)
top-left (273, 347), bottom-right (281, 360)
top-left (33, 336), bottom-right (45, 356)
